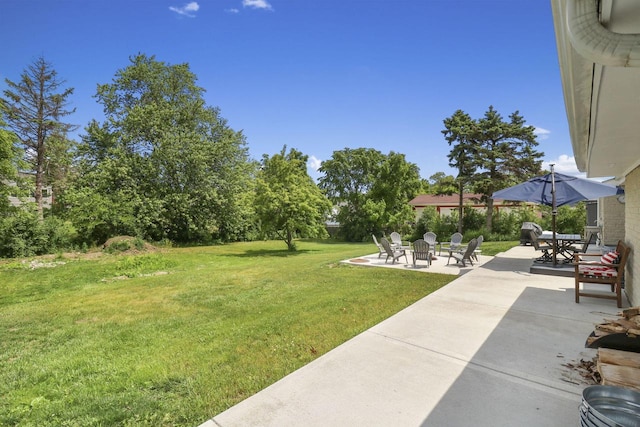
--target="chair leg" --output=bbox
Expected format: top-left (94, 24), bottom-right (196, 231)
top-left (575, 276), bottom-right (580, 304)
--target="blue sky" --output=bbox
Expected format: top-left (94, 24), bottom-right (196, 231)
top-left (1, 0), bottom-right (579, 181)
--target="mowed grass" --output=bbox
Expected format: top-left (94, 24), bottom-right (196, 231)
top-left (0, 240), bottom-right (462, 426)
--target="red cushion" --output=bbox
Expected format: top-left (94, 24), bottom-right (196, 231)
top-left (601, 251), bottom-right (619, 265)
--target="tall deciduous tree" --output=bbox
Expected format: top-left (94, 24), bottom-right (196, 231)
top-left (428, 172), bottom-right (458, 196)
top-left (67, 54), bottom-right (255, 244)
top-left (1, 57), bottom-right (76, 219)
top-left (255, 147), bottom-right (332, 251)
top-left (318, 148), bottom-right (421, 241)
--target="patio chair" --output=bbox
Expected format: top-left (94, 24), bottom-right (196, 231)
top-left (529, 230), bottom-right (554, 263)
top-left (411, 239), bottom-right (432, 267)
top-left (447, 238), bottom-right (478, 267)
top-left (472, 235), bottom-right (484, 261)
top-left (372, 234), bottom-right (385, 258)
top-left (439, 232), bottom-right (463, 255)
top-left (571, 231), bottom-right (599, 255)
top-left (380, 237), bottom-right (408, 265)
top-left (574, 240), bottom-right (630, 308)
top-left (423, 232), bottom-right (438, 257)
top-left (389, 232), bottom-right (406, 249)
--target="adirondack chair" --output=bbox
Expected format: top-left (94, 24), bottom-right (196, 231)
top-left (372, 234), bottom-right (385, 258)
top-left (380, 237), bottom-right (408, 265)
top-left (389, 232), bottom-right (405, 249)
top-left (447, 238), bottom-right (478, 267)
top-left (411, 239), bottom-right (432, 267)
top-left (439, 232), bottom-right (463, 255)
top-left (423, 232), bottom-right (438, 257)
top-left (472, 235), bottom-right (484, 261)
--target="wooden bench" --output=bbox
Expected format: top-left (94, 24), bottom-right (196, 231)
top-left (574, 240), bottom-right (631, 308)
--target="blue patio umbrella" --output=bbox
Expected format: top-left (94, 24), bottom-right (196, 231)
top-left (492, 165), bottom-right (620, 265)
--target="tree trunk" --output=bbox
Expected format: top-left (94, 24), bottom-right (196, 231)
top-left (485, 197), bottom-right (494, 232)
top-left (458, 182), bottom-right (463, 234)
top-left (35, 129), bottom-right (45, 221)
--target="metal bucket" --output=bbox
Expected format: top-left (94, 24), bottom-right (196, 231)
top-left (581, 386), bottom-right (640, 427)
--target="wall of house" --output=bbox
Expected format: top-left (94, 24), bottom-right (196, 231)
top-left (625, 166), bottom-right (640, 305)
top-left (599, 195), bottom-right (625, 245)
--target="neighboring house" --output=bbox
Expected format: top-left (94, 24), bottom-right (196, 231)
top-left (5, 174), bottom-right (53, 208)
top-left (551, 0), bottom-right (639, 304)
top-left (408, 193), bottom-right (524, 220)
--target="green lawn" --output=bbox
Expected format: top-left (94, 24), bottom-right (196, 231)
top-left (0, 240), bottom-right (515, 426)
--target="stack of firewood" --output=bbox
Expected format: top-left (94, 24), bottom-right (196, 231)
top-left (587, 307), bottom-right (640, 346)
top-left (588, 307), bottom-right (640, 390)
top-left (597, 348), bottom-right (640, 390)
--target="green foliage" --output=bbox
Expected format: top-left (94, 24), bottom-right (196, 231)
top-left (103, 237), bottom-right (145, 254)
top-left (555, 203), bottom-right (587, 234)
top-left (0, 121), bottom-right (20, 214)
top-left (319, 148), bottom-right (422, 241)
top-left (0, 206), bottom-right (77, 258)
top-left (255, 147), bottom-right (332, 251)
top-left (443, 106), bottom-right (544, 231)
top-left (111, 254), bottom-right (176, 277)
top-left (462, 206), bottom-right (485, 232)
top-left (410, 207), bottom-right (438, 241)
top-left (66, 54), bottom-right (256, 245)
top-left (428, 172), bottom-right (458, 195)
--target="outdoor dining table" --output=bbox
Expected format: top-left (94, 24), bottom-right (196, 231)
top-left (538, 232), bottom-right (582, 263)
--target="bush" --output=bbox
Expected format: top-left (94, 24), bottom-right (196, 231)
top-left (0, 207), bottom-right (78, 258)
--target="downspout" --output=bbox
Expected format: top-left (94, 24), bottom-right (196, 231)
top-left (567, 0), bottom-right (640, 67)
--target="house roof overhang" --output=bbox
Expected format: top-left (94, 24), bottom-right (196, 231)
top-left (551, 0), bottom-right (640, 179)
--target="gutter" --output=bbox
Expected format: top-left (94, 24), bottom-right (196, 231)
top-left (567, 0), bottom-right (640, 67)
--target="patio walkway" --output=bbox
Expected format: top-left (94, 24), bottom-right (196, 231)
top-left (202, 245), bottom-right (629, 427)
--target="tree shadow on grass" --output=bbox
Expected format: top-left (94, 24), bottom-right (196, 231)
top-left (225, 249), bottom-right (312, 258)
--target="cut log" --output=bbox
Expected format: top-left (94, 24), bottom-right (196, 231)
top-left (598, 348), bottom-right (640, 368)
top-left (598, 363), bottom-right (640, 390)
top-left (621, 307), bottom-right (640, 319)
top-left (596, 323), bottom-right (627, 334)
top-left (614, 318), bottom-right (639, 330)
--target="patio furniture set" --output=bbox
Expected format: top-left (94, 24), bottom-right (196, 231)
top-left (372, 232), bottom-right (483, 268)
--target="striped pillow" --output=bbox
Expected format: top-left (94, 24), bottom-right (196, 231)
top-left (601, 251), bottom-right (619, 265)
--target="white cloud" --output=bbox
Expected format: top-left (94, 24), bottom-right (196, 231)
top-left (226, 8), bottom-right (240, 14)
top-left (543, 154), bottom-right (584, 177)
top-left (243, 0), bottom-right (273, 10)
top-left (169, 2), bottom-right (200, 17)
top-left (307, 155), bottom-right (322, 172)
top-left (533, 126), bottom-right (551, 140)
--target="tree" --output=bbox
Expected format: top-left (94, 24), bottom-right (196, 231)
top-left (1, 57), bottom-right (76, 219)
top-left (0, 121), bottom-right (20, 213)
top-left (443, 110), bottom-right (477, 233)
top-left (66, 54), bottom-right (255, 244)
top-left (255, 147), bottom-right (332, 251)
top-left (473, 107), bottom-right (543, 231)
top-left (443, 106), bottom-right (543, 232)
top-left (428, 172), bottom-right (457, 195)
top-left (318, 148), bottom-right (421, 241)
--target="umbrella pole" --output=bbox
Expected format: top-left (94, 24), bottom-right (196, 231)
top-left (551, 164), bottom-right (557, 267)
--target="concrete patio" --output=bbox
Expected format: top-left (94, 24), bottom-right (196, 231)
top-left (202, 245), bottom-right (629, 427)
